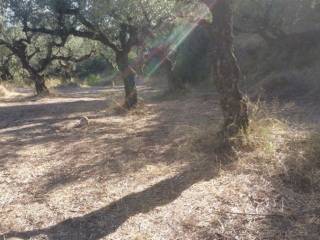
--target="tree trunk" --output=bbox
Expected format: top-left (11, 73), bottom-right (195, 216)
top-left (18, 53), bottom-right (49, 95)
top-left (0, 67), bottom-right (13, 81)
top-left (33, 73), bottom-right (49, 95)
top-left (208, 0), bottom-right (249, 139)
top-left (162, 57), bottom-right (184, 92)
top-left (116, 52), bottom-right (138, 109)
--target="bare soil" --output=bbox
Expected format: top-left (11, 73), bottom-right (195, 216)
top-left (0, 86), bottom-right (319, 240)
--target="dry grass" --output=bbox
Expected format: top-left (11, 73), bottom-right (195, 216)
top-left (117, 99), bottom-right (320, 239)
top-left (0, 85), bottom-right (9, 97)
top-left (230, 100), bottom-right (320, 239)
top-left (238, 100), bottom-right (320, 180)
top-left (0, 87), bottom-right (319, 240)
top-left (0, 85), bottom-right (15, 98)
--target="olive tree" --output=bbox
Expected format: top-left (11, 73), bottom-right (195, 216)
top-left (1, 2), bottom-right (95, 94)
top-left (233, 0), bottom-right (320, 44)
top-left (9, 0), bottom-right (175, 108)
top-left (184, 0), bottom-right (248, 142)
top-left (0, 29), bottom-right (94, 94)
top-left (174, 0), bottom-right (249, 141)
top-left (0, 14), bottom-right (52, 93)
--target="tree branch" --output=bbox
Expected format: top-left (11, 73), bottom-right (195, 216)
top-left (27, 47), bottom-right (41, 60)
top-left (52, 49), bottom-right (96, 63)
top-left (50, 7), bottom-right (120, 53)
top-left (24, 25), bottom-right (119, 54)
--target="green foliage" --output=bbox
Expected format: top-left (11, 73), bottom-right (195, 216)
top-left (85, 74), bottom-right (103, 86)
top-left (234, 0), bottom-right (320, 36)
top-left (173, 22), bottom-right (211, 85)
top-left (76, 56), bottom-right (114, 79)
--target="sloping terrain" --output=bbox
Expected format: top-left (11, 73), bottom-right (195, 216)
top-left (0, 86), bottom-right (319, 240)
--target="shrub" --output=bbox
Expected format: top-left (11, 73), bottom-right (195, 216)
top-left (85, 74), bottom-right (103, 86)
top-left (75, 56), bottom-right (114, 79)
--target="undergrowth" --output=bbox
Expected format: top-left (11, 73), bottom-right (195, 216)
top-left (177, 99), bottom-right (320, 193)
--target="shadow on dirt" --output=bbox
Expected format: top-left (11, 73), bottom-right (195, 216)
top-left (1, 87), bottom-right (226, 240)
top-left (2, 155), bottom-right (230, 240)
top-left (0, 99), bottom-right (108, 128)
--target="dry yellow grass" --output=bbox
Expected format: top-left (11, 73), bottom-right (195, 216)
top-left (0, 85), bottom-right (13, 98)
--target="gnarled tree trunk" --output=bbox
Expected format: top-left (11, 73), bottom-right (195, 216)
top-left (33, 74), bottom-right (49, 95)
top-left (116, 52), bottom-right (138, 109)
top-left (21, 60), bottom-right (49, 95)
top-left (16, 48), bottom-right (49, 96)
top-left (206, 0), bottom-right (249, 140)
top-left (25, 66), bottom-right (49, 95)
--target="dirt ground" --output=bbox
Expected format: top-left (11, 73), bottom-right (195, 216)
top-left (0, 86), bottom-right (319, 240)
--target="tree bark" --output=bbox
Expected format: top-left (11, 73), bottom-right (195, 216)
top-left (162, 57), bottom-right (184, 92)
top-left (22, 61), bottom-right (49, 95)
top-left (13, 46), bottom-right (50, 96)
top-left (149, 46), bottom-right (184, 92)
top-left (207, 0), bottom-right (249, 139)
top-left (0, 67), bottom-right (13, 81)
top-left (116, 52), bottom-right (138, 109)
top-left (33, 72), bottom-right (49, 95)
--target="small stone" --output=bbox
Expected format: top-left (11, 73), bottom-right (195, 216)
top-left (77, 116), bottom-right (89, 128)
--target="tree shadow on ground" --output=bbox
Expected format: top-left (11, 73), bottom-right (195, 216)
top-left (0, 98), bottom-right (111, 169)
top-left (1, 87), bottom-right (224, 239)
top-left (2, 154), bottom-right (231, 240)
top-left (31, 108), bottom-right (219, 202)
top-left (9, 87), bottom-right (221, 202)
top-left (0, 99), bottom-right (108, 128)
top-left (0, 86), bottom-right (123, 103)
